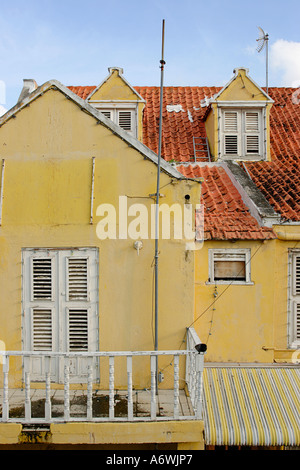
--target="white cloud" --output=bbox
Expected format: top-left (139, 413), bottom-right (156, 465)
top-left (270, 39), bottom-right (300, 87)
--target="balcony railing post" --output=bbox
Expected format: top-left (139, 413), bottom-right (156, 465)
top-left (24, 356), bottom-right (31, 422)
top-left (64, 357), bottom-right (70, 421)
top-left (87, 357), bottom-right (93, 420)
top-left (127, 356), bottom-right (133, 420)
top-left (150, 355), bottom-right (157, 419)
top-left (2, 354), bottom-right (9, 422)
top-left (173, 354), bottom-right (180, 419)
top-left (45, 355), bottom-right (51, 421)
top-left (109, 356), bottom-right (115, 419)
top-left (195, 353), bottom-right (204, 420)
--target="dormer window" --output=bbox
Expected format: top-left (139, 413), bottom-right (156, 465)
top-left (94, 104), bottom-right (137, 137)
top-left (221, 108), bottom-right (263, 159)
top-left (99, 108), bottom-right (135, 134)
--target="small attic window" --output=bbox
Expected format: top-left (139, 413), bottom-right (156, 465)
top-left (220, 108), bottom-right (264, 160)
top-left (98, 108), bottom-right (136, 136)
top-left (208, 249), bottom-right (253, 284)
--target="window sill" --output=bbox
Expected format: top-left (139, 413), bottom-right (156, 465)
top-left (220, 155), bottom-right (265, 161)
top-left (206, 280), bottom-right (254, 286)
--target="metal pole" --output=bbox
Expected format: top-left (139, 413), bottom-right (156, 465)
top-left (266, 33), bottom-right (269, 95)
top-left (154, 19), bottom-right (165, 393)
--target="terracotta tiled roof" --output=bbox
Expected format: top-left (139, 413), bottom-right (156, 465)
top-left (178, 164), bottom-right (276, 240)
top-left (135, 86), bottom-right (221, 163)
top-left (68, 86), bottom-right (96, 100)
top-left (242, 88), bottom-right (300, 222)
top-left (68, 82), bottom-right (300, 227)
top-left (135, 86), bottom-right (300, 222)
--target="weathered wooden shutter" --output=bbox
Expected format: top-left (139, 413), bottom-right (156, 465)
top-left (23, 248), bottom-right (99, 382)
top-left (68, 308), bottom-right (88, 351)
top-left (32, 258), bottom-right (52, 300)
top-left (225, 135), bottom-right (238, 155)
top-left (32, 308), bottom-right (52, 351)
top-left (67, 258), bottom-right (88, 300)
top-left (296, 304), bottom-right (300, 341)
top-left (224, 111), bottom-right (238, 155)
top-left (118, 111), bottom-right (132, 131)
top-left (246, 135), bottom-right (259, 154)
top-left (101, 110), bottom-right (111, 119)
top-left (245, 112), bottom-right (260, 154)
top-left (245, 112), bottom-right (259, 131)
top-left (289, 253), bottom-right (300, 346)
top-left (293, 255), bottom-right (300, 296)
top-left (224, 111), bottom-right (238, 132)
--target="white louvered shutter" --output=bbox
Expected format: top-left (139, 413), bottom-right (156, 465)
top-left (293, 256), bottom-right (300, 341)
top-left (118, 111), bottom-right (132, 131)
top-left (68, 309), bottom-right (88, 351)
top-left (67, 257), bottom-right (89, 352)
top-left (245, 112), bottom-right (259, 131)
top-left (32, 258), bottom-right (52, 300)
top-left (32, 308), bottom-right (52, 351)
top-left (245, 111), bottom-right (260, 155)
top-left (290, 253), bottom-right (300, 346)
top-left (23, 248), bottom-right (99, 382)
top-left (101, 110), bottom-right (111, 119)
top-left (293, 255), bottom-right (300, 296)
top-left (67, 258), bottom-right (88, 300)
top-left (224, 111), bottom-right (238, 155)
top-left (224, 111), bottom-right (238, 132)
top-left (296, 304), bottom-right (300, 342)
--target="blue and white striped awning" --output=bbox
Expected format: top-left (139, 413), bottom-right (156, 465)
top-left (203, 366), bottom-right (300, 447)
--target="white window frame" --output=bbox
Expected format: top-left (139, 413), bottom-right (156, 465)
top-left (207, 248), bottom-right (253, 285)
top-left (90, 101), bottom-right (138, 137)
top-left (219, 104), bottom-right (266, 160)
top-left (22, 247), bottom-right (99, 382)
top-left (288, 250), bottom-right (300, 348)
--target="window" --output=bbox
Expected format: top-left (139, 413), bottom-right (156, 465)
top-left (208, 249), bottom-right (252, 284)
top-left (22, 248), bottom-right (99, 382)
top-left (221, 108), bottom-right (263, 159)
top-left (96, 107), bottom-right (136, 136)
top-left (288, 251), bottom-right (300, 348)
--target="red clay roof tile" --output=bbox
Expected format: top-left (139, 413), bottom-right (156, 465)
top-left (178, 164), bottom-right (276, 240)
top-left (68, 82), bottom-right (300, 229)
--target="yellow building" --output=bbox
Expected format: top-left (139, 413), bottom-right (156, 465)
top-left (0, 65), bottom-right (299, 450)
top-left (0, 74), bottom-right (205, 449)
top-left (134, 67), bottom-right (300, 449)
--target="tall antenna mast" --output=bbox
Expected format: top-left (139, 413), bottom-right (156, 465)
top-left (154, 19), bottom-right (165, 390)
top-left (256, 26), bottom-right (269, 94)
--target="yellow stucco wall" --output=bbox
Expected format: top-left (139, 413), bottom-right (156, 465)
top-left (194, 240), bottom-right (277, 363)
top-left (194, 234), bottom-right (299, 364)
top-left (0, 420), bottom-right (205, 449)
top-left (0, 86), bottom-right (201, 387)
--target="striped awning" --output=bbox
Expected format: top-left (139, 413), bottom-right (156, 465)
top-left (203, 366), bottom-right (300, 447)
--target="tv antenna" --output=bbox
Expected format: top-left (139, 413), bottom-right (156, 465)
top-left (256, 26), bottom-right (269, 94)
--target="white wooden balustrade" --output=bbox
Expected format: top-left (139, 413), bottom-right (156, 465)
top-left (0, 329), bottom-right (205, 424)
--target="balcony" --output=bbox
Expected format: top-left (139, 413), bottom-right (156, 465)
top-left (0, 328), bottom-right (204, 425)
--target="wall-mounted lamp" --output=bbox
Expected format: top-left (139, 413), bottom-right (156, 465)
top-left (195, 343), bottom-right (207, 354)
top-left (134, 240), bottom-right (143, 256)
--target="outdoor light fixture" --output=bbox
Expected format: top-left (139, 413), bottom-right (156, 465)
top-left (195, 343), bottom-right (207, 353)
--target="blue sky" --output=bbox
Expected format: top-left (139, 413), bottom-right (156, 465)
top-left (0, 0), bottom-right (299, 111)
